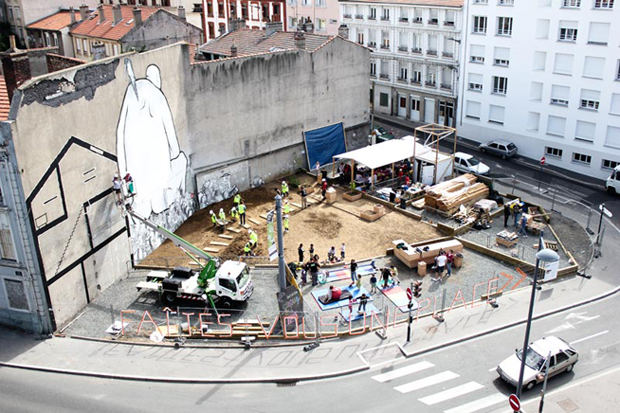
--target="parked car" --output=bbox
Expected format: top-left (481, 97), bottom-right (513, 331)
top-left (479, 140), bottom-right (518, 159)
top-left (605, 165), bottom-right (620, 194)
top-left (454, 152), bottom-right (490, 175)
top-left (373, 126), bottom-right (395, 144)
top-left (497, 336), bottom-right (578, 391)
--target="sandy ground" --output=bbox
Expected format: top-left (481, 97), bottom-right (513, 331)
top-left (144, 174), bottom-right (440, 267)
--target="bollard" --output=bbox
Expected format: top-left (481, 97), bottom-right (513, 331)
top-left (585, 207), bottom-right (594, 234)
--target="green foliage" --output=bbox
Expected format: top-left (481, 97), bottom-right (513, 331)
top-left (288, 174), bottom-right (300, 189)
top-left (349, 181), bottom-right (356, 194)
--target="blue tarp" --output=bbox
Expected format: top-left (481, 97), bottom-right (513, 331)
top-left (303, 123), bottom-right (346, 169)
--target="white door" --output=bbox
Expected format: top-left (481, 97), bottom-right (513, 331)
top-left (422, 165), bottom-right (434, 185)
top-left (424, 98), bottom-right (435, 123)
top-left (439, 101), bottom-right (455, 127)
top-left (398, 95), bottom-right (407, 117)
top-left (410, 96), bottom-right (421, 121)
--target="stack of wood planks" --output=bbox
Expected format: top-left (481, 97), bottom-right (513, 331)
top-left (424, 174), bottom-right (489, 214)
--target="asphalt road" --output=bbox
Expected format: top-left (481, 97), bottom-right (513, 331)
top-left (1, 294), bottom-right (617, 413)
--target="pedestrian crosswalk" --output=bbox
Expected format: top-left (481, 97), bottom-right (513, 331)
top-left (370, 361), bottom-right (506, 413)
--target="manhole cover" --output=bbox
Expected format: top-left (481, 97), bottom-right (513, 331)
top-left (557, 398), bottom-right (579, 412)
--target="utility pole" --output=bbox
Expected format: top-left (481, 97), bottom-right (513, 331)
top-left (275, 194), bottom-right (286, 291)
top-left (596, 203), bottom-right (605, 245)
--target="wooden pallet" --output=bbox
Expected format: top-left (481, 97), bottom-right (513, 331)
top-left (248, 218), bottom-right (261, 225)
top-left (218, 234), bottom-right (233, 240)
top-left (241, 224), bottom-right (250, 229)
top-left (203, 247), bottom-right (220, 253)
top-left (292, 202), bottom-right (302, 209)
top-left (210, 241), bottom-right (229, 246)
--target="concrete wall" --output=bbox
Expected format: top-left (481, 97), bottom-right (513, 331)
top-left (122, 10), bottom-right (203, 53)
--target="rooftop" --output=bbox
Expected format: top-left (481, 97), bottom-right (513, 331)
top-left (199, 28), bottom-right (334, 58)
top-left (70, 5), bottom-right (160, 41)
top-left (339, 0), bottom-right (463, 6)
top-left (27, 10), bottom-right (76, 31)
top-left (0, 76), bottom-right (10, 122)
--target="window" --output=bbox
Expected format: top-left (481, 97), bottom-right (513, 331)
top-left (445, 10), bottom-right (455, 25)
top-left (617, 60), bottom-right (620, 80)
top-left (572, 152), bottom-right (592, 165)
top-left (412, 68), bottom-right (422, 83)
top-left (469, 73), bottom-right (483, 91)
top-left (499, 0), bottom-right (514, 4)
top-left (493, 47), bottom-right (510, 66)
top-left (369, 7), bottom-right (376, 19)
top-left (113, 44), bottom-right (119, 55)
top-left (380, 60), bottom-right (389, 79)
top-left (489, 105), bottom-right (505, 124)
top-left (559, 21), bottom-right (578, 41)
top-left (527, 112), bottom-right (541, 131)
top-left (76, 38), bottom-right (81, 53)
top-left (429, 9), bottom-right (438, 24)
top-left (4, 279), bottom-right (29, 311)
top-left (82, 39), bottom-right (88, 55)
top-left (535, 19), bottom-right (550, 39)
top-left (594, 0), bottom-right (614, 9)
top-left (399, 8), bottom-right (409, 22)
top-left (379, 93), bottom-right (389, 107)
top-left (381, 31), bottom-right (390, 49)
top-left (413, 8), bottom-right (422, 23)
top-left (580, 89), bottom-right (600, 110)
top-left (370, 62), bottom-right (376, 76)
top-left (551, 85), bottom-right (570, 106)
top-left (315, 0), bottom-right (325, 6)
top-left (473, 0), bottom-right (489, 3)
top-left (497, 17), bottom-right (513, 35)
top-left (610, 94), bottom-right (620, 115)
top-left (562, 0), bottom-right (581, 7)
top-left (399, 65), bottom-right (408, 81)
top-left (602, 159), bottom-right (619, 170)
top-left (470, 44), bottom-right (485, 63)
top-left (530, 82), bottom-right (543, 101)
top-left (427, 35), bottom-right (437, 55)
top-left (588, 22), bottom-right (610, 45)
top-left (0, 215), bottom-right (16, 261)
top-left (547, 115), bottom-right (566, 136)
top-left (575, 120), bottom-right (596, 142)
top-left (553, 53), bottom-right (574, 75)
top-left (533, 51), bottom-right (546, 71)
top-left (357, 31), bottom-right (364, 45)
top-left (317, 19), bottom-right (326, 31)
top-left (381, 8), bottom-right (389, 21)
top-left (583, 56), bottom-right (605, 79)
top-left (606, 126), bottom-right (620, 148)
top-left (443, 37), bottom-right (454, 57)
top-left (466, 101), bottom-right (482, 119)
top-left (411, 97), bottom-right (421, 111)
top-left (546, 147), bottom-right (563, 158)
top-left (492, 76), bottom-right (508, 94)
top-left (473, 16), bottom-right (487, 33)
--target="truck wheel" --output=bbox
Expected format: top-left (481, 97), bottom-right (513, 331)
top-left (607, 186), bottom-right (616, 195)
top-left (163, 292), bottom-right (176, 304)
top-left (219, 297), bottom-right (232, 308)
top-left (525, 381), bottom-right (536, 391)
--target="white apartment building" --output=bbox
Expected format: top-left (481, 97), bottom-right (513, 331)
top-left (202, 0), bottom-right (286, 41)
top-left (340, 0), bottom-right (464, 126)
top-left (286, 0), bottom-right (341, 35)
top-left (458, 0), bottom-right (620, 180)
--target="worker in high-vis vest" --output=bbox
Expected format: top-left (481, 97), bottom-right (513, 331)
top-left (234, 193), bottom-right (241, 207)
top-left (284, 214), bottom-right (290, 233)
top-left (230, 206), bottom-right (239, 222)
top-left (219, 208), bottom-right (226, 221)
top-left (249, 229), bottom-right (258, 245)
top-left (243, 242), bottom-right (252, 256)
top-left (284, 200), bottom-right (290, 215)
top-left (281, 181), bottom-right (289, 198)
top-left (210, 210), bottom-right (216, 227)
top-left (238, 201), bottom-right (246, 225)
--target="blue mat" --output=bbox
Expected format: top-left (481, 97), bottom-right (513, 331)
top-left (324, 263), bottom-right (377, 283)
top-left (311, 286), bottom-right (372, 311)
top-left (340, 303), bottom-right (381, 322)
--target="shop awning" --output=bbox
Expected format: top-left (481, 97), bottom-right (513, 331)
top-left (334, 136), bottom-right (432, 169)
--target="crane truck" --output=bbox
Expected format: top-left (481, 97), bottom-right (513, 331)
top-left (130, 211), bottom-right (253, 308)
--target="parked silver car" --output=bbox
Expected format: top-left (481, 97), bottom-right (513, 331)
top-left (479, 140), bottom-right (518, 159)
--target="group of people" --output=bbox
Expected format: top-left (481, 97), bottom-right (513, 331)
top-left (210, 193), bottom-right (247, 228)
top-left (432, 249), bottom-right (455, 283)
top-left (326, 285), bottom-right (370, 315)
top-left (503, 201), bottom-right (528, 237)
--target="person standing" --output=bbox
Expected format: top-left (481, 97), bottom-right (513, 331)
top-left (284, 214), bottom-right (289, 233)
top-left (298, 244), bottom-right (304, 263)
top-left (503, 203), bottom-right (511, 228)
top-left (340, 243), bottom-right (346, 260)
top-left (210, 210), bottom-right (217, 227)
top-left (446, 249), bottom-right (455, 278)
top-left (358, 293), bottom-right (368, 314)
top-left (518, 214), bottom-right (528, 237)
top-left (281, 181), bottom-right (289, 198)
top-left (309, 244), bottom-right (315, 257)
top-left (238, 201), bottom-right (246, 225)
top-left (513, 204), bottom-right (522, 227)
top-left (435, 252), bottom-right (447, 282)
top-left (233, 193), bottom-right (241, 208)
top-left (321, 179), bottom-right (328, 200)
top-left (301, 262), bottom-right (308, 286)
top-left (229, 206), bottom-right (239, 223)
top-left (390, 265), bottom-right (400, 285)
top-left (309, 258), bottom-right (320, 286)
top-left (219, 208), bottom-right (226, 222)
top-left (356, 273), bottom-right (363, 290)
top-left (381, 267), bottom-right (391, 289)
top-left (284, 200), bottom-right (291, 215)
top-left (370, 272), bottom-right (378, 294)
top-left (113, 174), bottom-right (123, 205)
top-left (300, 185), bottom-right (308, 209)
top-left (249, 229), bottom-right (258, 246)
top-left (349, 259), bottom-right (358, 288)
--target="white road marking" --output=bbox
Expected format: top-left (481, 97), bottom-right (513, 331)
top-left (571, 330), bottom-right (609, 345)
top-left (546, 313), bottom-right (600, 334)
top-left (443, 393), bottom-right (506, 413)
top-left (371, 361), bottom-right (434, 383)
top-left (394, 370), bottom-right (459, 394)
top-left (488, 367), bottom-right (496, 372)
top-left (419, 381), bottom-right (485, 405)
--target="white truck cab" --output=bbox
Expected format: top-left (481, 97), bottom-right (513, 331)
top-left (214, 261), bottom-right (253, 302)
top-left (606, 165), bottom-right (620, 195)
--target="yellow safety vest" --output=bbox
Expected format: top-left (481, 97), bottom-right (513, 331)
top-left (243, 243), bottom-right (251, 252)
top-left (282, 182), bottom-right (289, 193)
top-left (211, 214), bottom-right (216, 223)
top-left (234, 194), bottom-right (241, 204)
top-left (238, 204), bottom-right (246, 214)
top-left (230, 208), bottom-right (238, 218)
top-left (284, 204), bottom-right (290, 214)
top-left (250, 232), bottom-right (258, 243)
top-left (219, 211), bottom-right (226, 220)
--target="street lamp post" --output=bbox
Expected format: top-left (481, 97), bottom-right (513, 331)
top-left (515, 247), bottom-right (559, 409)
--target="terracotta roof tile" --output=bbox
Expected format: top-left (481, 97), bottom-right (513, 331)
top-left (70, 5), bottom-right (160, 41)
top-left (199, 28), bottom-right (333, 58)
top-left (0, 75), bottom-right (10, 122)
top-left (27, 11), bottom-right (75, 31)
top-left (340, 0), bottom-right (463, 6)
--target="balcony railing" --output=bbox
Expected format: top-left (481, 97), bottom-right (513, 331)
top-left (370, 73), bottom-right (377, 78)
top-left (411, 79), bottom-right (421, 85)
top-left (440, 83), bottom-right (452, 90)
top-left (380, 44), bottom-right (390, 49)
top-left (398, 46), bottom-right (408, 52)
top-left (442, 52), bottom-right (454, 58)
top-left (343, 13), bottom-right (352, 18)
top-left (399, 17), bottom-right (408, 22)
top-left (368, 15), bottom-right (376, 20)
top-left (368, 42), bottom-right (377, 48)
top-left (355, 14), bottom-right (364, 19)
top-left (425, 81), bottom-right (436, 87)
top-left (380, 74), bottom-right (389, 79)
top-left (381, 16), bottom-right (390, 21)
top-left (411, 47), bottom-right (422, 54)
top-left (428, 19), bottom-right (439, 25)
top-left (444, 21), bottom-right (455, 27)
top-left (397, 77), bottom-right (408, 83)
top-left (413, 17), bottom-right (423, 24)
top-left (427, 50), bottom-right (437, 56)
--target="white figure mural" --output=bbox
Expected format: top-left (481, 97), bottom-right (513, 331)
top-left (116, 59), bottom-right (187, 217)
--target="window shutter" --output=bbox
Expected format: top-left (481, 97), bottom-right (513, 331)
top-left (469, 73), bottom-right (483, 83)
top-left (489, 105), bottom-right (505, 123)
top-left (575, 121), bottom-right (595, 141)
top-left (554, 53), bottom-right (573, 74)
top-left (551, 85), bottom-right (570, 100)
top-left (494, 47), bottom-right (510, 60)
top-left (580, 89), bottom-right (600, 101)
top-left (605, 126), bottom-right (620, 148)
top-left (588, 22), bottom-right (610, 44)
top-left (466, 101), bottom-right (481, 118)
top-left (547, 116), bottom-right (566, 136)
top-left (0, 229), bottom-right (15, 260)
top-left (610, 94), bottom-right (620, 115)
top-left (559, 20), bottom-right (578, 29)
top-left (470, 44), bottom-right (484, 56)
top-left (583, 57), bottom-right (605, 79)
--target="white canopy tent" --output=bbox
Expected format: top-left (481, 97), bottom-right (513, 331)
top-left (333, 136), bottom-right (435, 189)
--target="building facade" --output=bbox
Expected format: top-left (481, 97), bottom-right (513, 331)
top-left (286, 0), bottom-right (340, 35)
top-left (202, 0), bottom-right (286, 41)
top-left (26, 10), bottom-right (78, 57)
top-left (340, 0), bottom-right (463, 126)
top-left (458, 0), bottom-right (620, 180)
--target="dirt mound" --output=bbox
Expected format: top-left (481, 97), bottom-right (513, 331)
top-left (302, 211), bottom-right (343, 239)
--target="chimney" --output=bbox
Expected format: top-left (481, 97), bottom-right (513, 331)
top-left (70, 7), bottom-right (76, 24)
top-left (265, 21), bottom-right (282, 37)
top-left (133, 6), bottom-right (142, 27)
top-left (294, 29), bottom-right (305, 50)
top-left (9, 35), bottom-right (16, 50)
top-left (112, 4), bottom-right (122, 25)
top-left (91, 41), bottom-right (106, 61)
top-left (1, 47), bottom-right (31, 102)
top-left (98, 4), bottom-right (106, 24)
top-left (230, 40), bottom-right (237, 57)
top-left (177, 5), bottom-right (186, 21)
top-left (338, 24), bottom-right (349, 39)
top-left (79, 4), bottom-right (88, 20)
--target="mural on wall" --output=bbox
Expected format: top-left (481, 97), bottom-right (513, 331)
top-left (116, 59), bottom-right (195, 261)
top-left (197, 170), bottom-right (239, 210)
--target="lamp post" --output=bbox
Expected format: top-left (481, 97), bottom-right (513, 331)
top-left (515, 247), bottom-right (559, 408)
